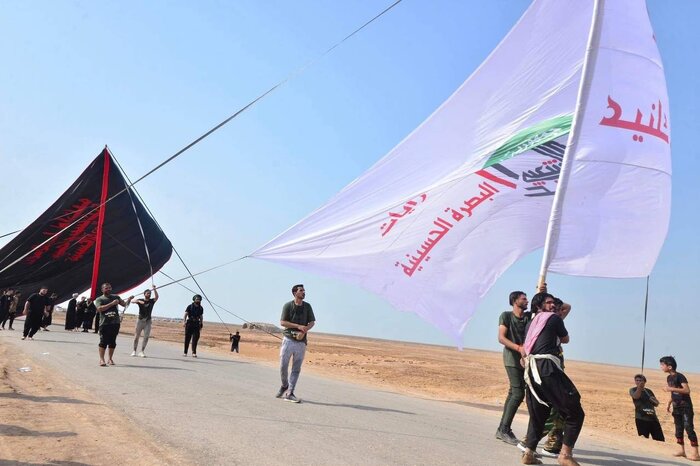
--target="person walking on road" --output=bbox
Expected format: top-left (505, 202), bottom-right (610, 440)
top-left (276, 284), bottom-right (315, 403)
top-left (94, 283), bottom-right (133, 366)
top-left (132, 286), bottom-right (158, 357)
top-left (22, 286), bottom-right (50, 340)
top-left (183, 295), bottom-right (204, 357)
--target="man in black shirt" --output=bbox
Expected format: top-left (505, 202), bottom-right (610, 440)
top-left (521, 292), bottom-right (584, 466)
top-left (183, 295), bottom-right (204, 357)
top-left (132, 285), bottom-right (159, 357)
top-left (276, 284), bottom-right (315, 403)
top-left (22, 286), bottom-right (50, 340)
top-left (230, 331), bottom-right (241, 353)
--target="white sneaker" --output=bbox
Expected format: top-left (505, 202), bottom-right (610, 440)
top-left (130, 351), bottom-right (137, 357)
top-left (138, 352), bottom-right (145, 358)
top-left (537, 448), bottom-right (559, 458)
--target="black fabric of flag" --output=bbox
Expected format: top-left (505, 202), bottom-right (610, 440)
top-left (0, 148), bottom-right (172, 304)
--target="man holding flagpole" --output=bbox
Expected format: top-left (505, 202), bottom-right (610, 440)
top-left (521, 292), bottom-right (584, 466)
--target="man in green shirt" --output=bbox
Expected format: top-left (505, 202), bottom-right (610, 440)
top-left (496, 290), bottom-right (531, 445)
top-left (276, 284), bottom-right (315, 403)
top-left (94, 282), bottom-right (133, 367)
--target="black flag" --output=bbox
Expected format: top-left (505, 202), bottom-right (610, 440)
top-left (0, 148), bottom-right (172, 303)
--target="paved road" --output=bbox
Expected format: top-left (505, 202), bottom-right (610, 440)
top-left (0, 328), bottom-right (682, 465)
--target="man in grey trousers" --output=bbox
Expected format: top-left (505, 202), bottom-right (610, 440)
top-left (132, 285), bottom-right (158, 357)
top-left (276, 284), bottom-right (315, 403)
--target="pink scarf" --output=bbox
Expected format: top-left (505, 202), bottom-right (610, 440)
top-left (523, 312), bottom-right (555, 355)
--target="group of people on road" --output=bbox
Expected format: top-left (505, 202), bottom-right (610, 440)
top-left (496, 286), bottom-right (698, 465)
top-left (1, 287), bottom-right (61, 338)
top-left (8, 281), bottom-right (315, 407)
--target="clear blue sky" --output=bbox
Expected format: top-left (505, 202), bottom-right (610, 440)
top-left (2, 1), bottom-right (699, 371)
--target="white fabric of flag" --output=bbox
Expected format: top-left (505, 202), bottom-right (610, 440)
top-left (546, 0), bottom-right (671, 278)
top-left (252, 0), bottom-right (592, 341)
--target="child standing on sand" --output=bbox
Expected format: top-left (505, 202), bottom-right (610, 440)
top-left (660, 356), bottom-right (699, 461)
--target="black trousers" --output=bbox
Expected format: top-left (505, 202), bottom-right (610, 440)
top-left (635, 418), bottom-right (665, 441)
top-left (23, 316), bottom-right (42, 338)
top-left (673, 405), bottom-right (698, 446)
top-left (525, 369), bottom-right (585, 450)
top-left (185, 326), bottom-right (200, 354)
top-left (0, 311), bottom-right (13, 328)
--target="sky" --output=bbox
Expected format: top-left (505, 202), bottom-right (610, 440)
top-left (1, 1), bottom-right (699, 371)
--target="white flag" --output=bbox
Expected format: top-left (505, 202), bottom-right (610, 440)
top-left (252, 0), bottom-right (593, 341)
top-left (545, 0), bottom-right (671, 278)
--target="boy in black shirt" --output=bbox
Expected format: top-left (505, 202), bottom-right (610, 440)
top-left (629, 373), bottom-right (664, 442)
top-left (660, 356), bottom-right (699, 460)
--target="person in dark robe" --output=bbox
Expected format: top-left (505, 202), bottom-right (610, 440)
top-left (41, 292), bottom-right (58, 331)
top-left (65, 293), bottom-right (79, 331)
top-left (84, 299), bottom-right (98, 333)
top-left (76, 296), bottom-right (87, 331)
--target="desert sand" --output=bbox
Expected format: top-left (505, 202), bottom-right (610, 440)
top-left (2, 311), bottom-right (696, 464)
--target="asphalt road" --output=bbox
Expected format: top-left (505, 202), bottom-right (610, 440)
top-left (0, 327), bottom-right (683, 466)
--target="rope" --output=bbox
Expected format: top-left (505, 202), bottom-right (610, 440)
top-left (0, 0), bottom-right (402, 254)
top-left (104, 230), bottom-right (280, 340)
top-left (109, 148), bottom-right (155, 286)
top-left (641, 275), bottom-right (650, 373)
top-left (110, 156), bottom-right (280, 340)
top-left (0, 230), bottom-right (21, 240)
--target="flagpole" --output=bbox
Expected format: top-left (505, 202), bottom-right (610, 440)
top-left (537, 0), bottom-right (606, 289)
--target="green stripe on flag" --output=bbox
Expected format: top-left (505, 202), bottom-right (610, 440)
top-left (482, 114), bottom-right (573, 168)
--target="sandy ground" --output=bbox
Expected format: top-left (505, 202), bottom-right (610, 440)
top-left (0, 339), bottom-right (187, 465)
top-left (3, 311), bottom-right (697, 464)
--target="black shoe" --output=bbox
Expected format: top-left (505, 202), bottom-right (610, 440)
top-left (496, 428), bottom-right (519, 445)
top-left (275, 386), bottom-right (288, 398)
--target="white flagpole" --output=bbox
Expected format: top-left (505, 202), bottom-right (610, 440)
top-left (537, 0), bottom-right (606, 289)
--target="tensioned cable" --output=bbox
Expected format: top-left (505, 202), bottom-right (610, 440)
top-left (109, 148), bottom-right (155, 287)
top-left (0, 230), bottom-right (21, 240)
top-left (107, 151), bottom-right (234, 334)
top-left (0, 0), bottom-right (402, 251)
top-left (103, 231), bottom-right (281, 340)
top-left (640, 275), bottom-right (650, 373)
